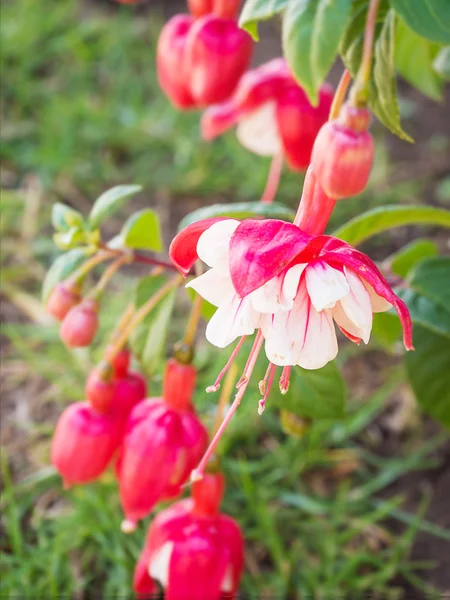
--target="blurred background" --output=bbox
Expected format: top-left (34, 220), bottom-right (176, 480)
top-left (1, 0), bottom-right (450, 597)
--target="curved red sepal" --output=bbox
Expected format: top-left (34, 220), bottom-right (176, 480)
top-left (169, 218), bottom-right (227, 275)
top-left (229, 219), bottom-right (313, 297)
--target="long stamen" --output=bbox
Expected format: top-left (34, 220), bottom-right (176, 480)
top-left (258, 362), bottom-right (276, 415)
top-left (279, 366), bottom-right (291, 394)
top-left (258, 362), bottom-right (275, 396)
top-left (191, 331), bottom-right (264, 482)
top-left (206, 336), bottom-right (247, 393)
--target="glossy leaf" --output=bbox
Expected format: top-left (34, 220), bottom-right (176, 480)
top-left (42, 248), bottom-right (91, 303)
top-left (178, 201), bottom-right (295, 231)
top-left (406, 325), bottom-right (450, 427)
top-left (389, 239), bottom-right (438, 278)
top-left (371, 312), bottom-right (403, 349)
top-left (52, 203), bottom-right (84, 232)
top-left (433, 46), bottom-right (450, 80)
top-left (391, 0), bottom-right (450, 44)
top-left (333, 205), bottom-right (450, 246)
top-left (407, 256), bottom-right (450, 309)
top-left (88, 184), bottom-right (142, 228)
top-left (120, 209), bottom-right (162, 252)
top-left (239, 0), bottom-right (288, 40)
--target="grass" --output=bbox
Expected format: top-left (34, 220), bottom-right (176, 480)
top-left (1, 0), bottom-right (450, 597)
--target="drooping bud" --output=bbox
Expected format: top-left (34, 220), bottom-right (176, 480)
top-left (85, 361), bottom-right (115, 413)
top-left (157, 15), bottom-right (197, 110)
top-left (47, 282), bottom-right (81, 321)
top-left (163, 358), bottom-right (196, 411)
top-left (311, 103), bottom-right (374, 199)
top-left (188, 0), bottom-right (241, 19)
top-left (110, 371), bottom-right (147, 424)
top-left (185, 14), bottom-right (252, 106)
top-left (51, 402), bottom-right (121, 487)
top-left (60, 299), bottom-right (99, 347)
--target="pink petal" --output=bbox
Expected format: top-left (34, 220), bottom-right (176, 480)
top-left (229, 219), bottom-right (312, 297)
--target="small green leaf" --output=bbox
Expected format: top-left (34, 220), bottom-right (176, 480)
top-left (52, 203), bottom-right (84, 232)
top-left (433, 46), bottom-right (450, 80)
top-left (406, 326), bottom-right (450, 427)
top-left (42, 248), bottom-right (92, 303)
top-left (121, 209), bottom-right (162, 252)
top-left (239, 0), bottom-right (288, 40)
top-left (273, 362), bottom-right (346, 420)
top-left (333, 205), bottom-right (450, 246)
top-left (53, 227), bottom-right (86, 250)
top-left (130, 275), bottom-right (176, 375)
top-left (88, 184), bottom-right (142, 228)
top-left (178, 201), bottom-right (295, 231)
top-left (395, 19), bottom-right (443, 101)
top-left (389, 239), bottom-right (438, 278)
top-left (391, 0), bottom-right (450, 44)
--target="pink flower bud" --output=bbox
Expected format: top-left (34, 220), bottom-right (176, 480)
top-left (163, 358), bottom-right (196, 411)
top-left (106, 347), bottom-right (131, 379)
top-left (85, 362), bottom-right (115, 413)
top-left (51, 402), bottom-right (121, 487)
top-left (110, 371), bottom-right (147, 424)
top-left (311, 103), bottom-right (374, 199)
top-left (185, 15), bottom-right (252, 106)
top-left (60, 299), bottom-right (99, 348)
top-left (47, 282), bottom-right (81, 321)
top-left (157, 15), bottom-right (197, 110)
top-left (188, 0), bottom-right (241, 19)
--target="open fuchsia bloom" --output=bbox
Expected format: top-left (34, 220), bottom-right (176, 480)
top-left (201, 58), bottom-right (334, 171)
top-left (133, 472), bottom-right (244, 600)
top-left (117, 359), bottom-right (208, 531)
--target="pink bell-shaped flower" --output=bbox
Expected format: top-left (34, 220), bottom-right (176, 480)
top-left (201, 58), bottom-right (333, 171)
top-left (185, 14), bottom-right (253, 106)
top-left (51, 402), bottom-right (121, 487)
top-left (133, 472), bottom-right (244, 599)
top-left (117, 359), bottom-right (208, 531)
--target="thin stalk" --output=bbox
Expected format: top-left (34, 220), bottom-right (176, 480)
top-left (211, 363), bottom-right (239, 437)
top-left (89, 253), bottom-right (132, 299)
top-left (100, 243), bottom-right (179, 272)
top-left (350, 0), bottom-right (380, 106)
top-left (329, 69), bottom-right (351, 120)
top-left (68, 251), bottom-right (114, 284)
top-left (261, 153), bottom-right (284, 205)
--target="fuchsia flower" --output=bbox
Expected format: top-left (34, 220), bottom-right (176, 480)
top-left (201, 58), bottom-right (334, 171)
top-left (117, 359), bottom-right (208, 531)
top-left (133, 472), bottom-right (244, 600)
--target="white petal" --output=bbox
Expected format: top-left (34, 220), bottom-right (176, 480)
top-left (296, 307), bottom-right (339, 370)
top-left (197, 219), bottom-right (240, 269)
top-left (149, 541), bottom-right (174, 587)
top-left (236, 101), bottom-right (282, 157)
top-left (206, 294), bottom-right (260, 348)
top-left (332, 301), bottom-right (364, 342)
top-left (305, 261), bottom-right (350, 312)
top-left (363, 280), bottom-right (393, 312)
top-left (339, 267), bottom-right (373, 344)
top-left (281, 264), bottom-right (307, 310)
top-left (250, 275), bottom-right (284, 314)
top-left (186, 267), bottom-right (234, 307)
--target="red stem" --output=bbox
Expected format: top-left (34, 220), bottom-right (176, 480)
top-left (260, 153), bottom-right (284, 205)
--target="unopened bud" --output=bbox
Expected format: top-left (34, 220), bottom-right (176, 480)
top-left (47, 282), bottom-right (81, 321)
top-left (85, 361), bottom-right (115, 413)
top-left (60, 299), bottom-right (99, 347)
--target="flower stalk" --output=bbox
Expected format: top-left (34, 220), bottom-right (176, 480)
top-left (350, 0), bottom-right (381, 106)
top-left (260, 153), bottom-right (284, 205)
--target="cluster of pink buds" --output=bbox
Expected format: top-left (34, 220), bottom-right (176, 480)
top-left (157, 1), bottom-right (252, 110)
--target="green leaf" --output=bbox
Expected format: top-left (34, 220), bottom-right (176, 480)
top-left (391, 0), bottom-right (450, 44)
top-left (120, 209), bottom-right (162, 252)
top-left (130, 275), bottom-right (176, 375)
top-left (178, 201), bottom-right (295, 231)
top-left (407, 256), bottom-right (450, 310)
top-left (395, 19), bottom-right (443, 101)
top-left (333, 205), bottom-right (450, 246)
top-left (282, 0), bottom-right (351, 103)
top-left (52, 203), bottom-right (84, 232)
top-left (433, 46), bottom-right (450, 80)
top-left (371, 312), bottom-right (403, 349)
top-left (405, 325), bottom-right (450, 427)
top-left (239, 0), bottom-right (288, 40)
top-left (389, 239), bottom-right (438, 278)
top-left (396, 287), bottom-right (450, 339)
top-left (273, 362), bottom-right (346, 419)
top-left (41, 248), bottom-right (92, 303)
top-left (88, 184), bottom-right (142, 228)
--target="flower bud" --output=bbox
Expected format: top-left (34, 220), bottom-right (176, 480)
top-left (85, 361), bottom-right (115, 413)
top-left (110, 371), bottom-right (147, 424)
top-left (106, 347), bottom-right (131, 379)
top-left (157, 15), bottom-right (197, 110)
top-left (185, 15), bottom-right (252, 106)
top-left (311, 103), bottom-right (374, 199)
top-left (192, 472), bottom-right (225, 517)
top-left (188, 0), bottom-right (241, 19)
top-left (60, 299), bottom-right (99, 347)
top-left (47, 282), bottom-right (81, 321)
top-left (51, 402), bottom-right (120, 487)
top-left (163, 358), bottom-right (196, 411)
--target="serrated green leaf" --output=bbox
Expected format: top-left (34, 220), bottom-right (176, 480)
top-left (120, 209), bottom-right (162, 252)
top-left (395, 19), bottom-right (443, 101)
top-left (406, 326), bottom-right (450, 427)
top-left (41, 248), bottom-right (92, 303)
top-left (88, 184), bottom-right (142, 228)
top-left (433, 46), bottom-right (450, 80)
top-left (389, 239), bottom-right (438, 278)
top-left (391, 0), bottom-right (450, 44)
top-left (333, 205), bottom-right (450, 246)
top-left (178, 201), bottom-right (295, 231)
top-left (239, 0), bottom-right (288, 40)
top-left (51, 203), bottom-right (84, 232)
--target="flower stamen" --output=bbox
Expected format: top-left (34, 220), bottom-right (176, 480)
top-left (279, 366), bottom-right (291, 395)
top-left (258, 362), bottom-right (276, 415)
top-left (206, 336), bottom-right (247, 393)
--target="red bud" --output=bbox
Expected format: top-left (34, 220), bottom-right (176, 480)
top-left (109, 348), bottom-right (131, 379)
top-left (188, 0), bottom-right (241, 19)
top-left (51, 402), bottom-right (120, 487)
top-left (163, 358), bottom-right (196, 411)
top-left (47, 282), bottom-right (81, 321)
top-left (85, 362), bottom-right (115, 413)
top-left (60, 299), bottom-right (99, 348)
top-left (110, 371), bottom-right (147, 423)
top-left (311, 103), bottom-right (374, 199)
top-left (185, 15), bottom-right (252, 106)
top-left (192, 472), bottom-right (225, 517)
